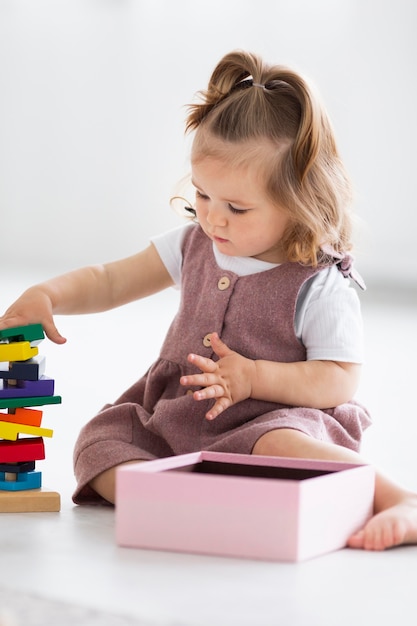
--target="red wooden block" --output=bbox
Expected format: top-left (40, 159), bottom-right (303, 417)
top-left (0, 437), bottom-right (45, 463)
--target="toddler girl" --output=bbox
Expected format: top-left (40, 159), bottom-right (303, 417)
top-left (1, 50), bottom-right (416, 551)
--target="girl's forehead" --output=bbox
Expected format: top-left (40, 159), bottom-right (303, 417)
top-left (191, 153), bottom-right (271, 206)
top-left (191, 128), bottom-right (287, 172)
top-left (192, 153), bottom-right (262, 186)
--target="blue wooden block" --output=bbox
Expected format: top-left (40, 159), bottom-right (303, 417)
top-left (0, 376), bottom-right (55, 399)
top-left (0, 470), bottom-right (42, 491)
top-left (0, 356), bottom-right (46, 381)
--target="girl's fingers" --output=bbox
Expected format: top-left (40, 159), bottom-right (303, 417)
top-left (193, 384), bottom-right (225, 400)
top-left (206, 397), bottom-right (231, 420)
top-left (210, 332), bottom-right (232, 358)
top-left (186, 352), bottom-right (217, 372)
top-left (180, 373), bottom-right (221, 390)
top-left (43, 322), bottom-right (67, 345)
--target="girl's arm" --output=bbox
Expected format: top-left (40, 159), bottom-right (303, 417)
top-left (250, 356), bottom-right (361, 408)
top-left (0, 243), bottom-right (174, 343)
top-left (180, 332), bottom-right (361, 420)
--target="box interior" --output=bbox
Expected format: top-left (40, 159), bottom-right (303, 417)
top-left (165, 460), bottom-right (336, 481)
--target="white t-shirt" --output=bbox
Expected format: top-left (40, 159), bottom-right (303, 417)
top-left (151, 223), bottom-right (364, 363)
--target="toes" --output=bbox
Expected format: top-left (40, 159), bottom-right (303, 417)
top-left (348, 519), bottom-right (406, 551)
top-left (348, 524), bottom-right (386, 551)
top-left (347, 530), bottom-right (365, 549)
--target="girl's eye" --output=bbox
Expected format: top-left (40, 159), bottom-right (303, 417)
top-left (228, 204), bottom-right (248, 215)
top-left (195, 190), bottom-right (248, 214)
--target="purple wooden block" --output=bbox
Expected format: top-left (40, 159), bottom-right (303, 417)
top-left (0, 376), bottom-right (55, 398)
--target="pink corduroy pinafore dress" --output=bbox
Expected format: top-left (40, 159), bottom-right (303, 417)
top-left (72, 225), bottom-right (371, 503)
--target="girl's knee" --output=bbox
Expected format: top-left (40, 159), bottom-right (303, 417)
top-left (252, 428), bottom-right (306, 457)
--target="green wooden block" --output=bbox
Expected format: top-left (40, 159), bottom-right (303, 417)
top-left (0, 395), bottom-right (62, 410)
top-left (0, 324), bottom-right (45, 344)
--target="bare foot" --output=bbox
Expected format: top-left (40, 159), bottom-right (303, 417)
top-left (348, 496), bottom-right (417, 551)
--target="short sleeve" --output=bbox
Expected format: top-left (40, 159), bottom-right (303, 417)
top-left (295, 266), bottom-right (364, 363)
top-left (151, 223), bottom-right (193, 288)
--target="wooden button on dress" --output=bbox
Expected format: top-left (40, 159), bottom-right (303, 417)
top-left (217, 276), bottom-right (231, 290)
top-left (203, 333), bottom-right (212, 347)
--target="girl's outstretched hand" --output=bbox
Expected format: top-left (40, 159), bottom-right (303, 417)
top-left (180, 332), bottom-right (256, 420)
top-left (0, 287), bottom-right (67, 345)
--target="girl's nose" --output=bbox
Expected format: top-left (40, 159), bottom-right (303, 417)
top-left (206, 203), bottom-right (227, 227)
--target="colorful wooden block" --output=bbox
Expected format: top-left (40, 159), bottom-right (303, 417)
top-left (1, 408), bottom-right (43, 427)
top-left (0, 470), bottom-right (41, 491)
top-left (0, 488), bottom-right (60, 512)
top-left (0, 325), bottom-right (61, 512)
top-left (0, 420), bottom-right (53, 441)
top-left (0, 342), bottom-right (38, 362)
top-left (0, 437), bottom-right (45, 463)
top-left (0, 324), bottom-right (44, 345)
top-left (0, 395), bottom-right (61, 410)
top-left (0, 356), bottom-right (46, 381)
top-left (116, 451), bottom-right (375, 562)
top-left (0, 376), bottom-right (55, 399)
top-left (0, 461), bottom-right (35, 473)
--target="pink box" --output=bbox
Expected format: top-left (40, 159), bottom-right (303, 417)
top-left (116, 451), bottom-right (374, 562)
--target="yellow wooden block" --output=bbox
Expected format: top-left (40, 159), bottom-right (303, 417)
top-left (0, 420), bottom-right (53, 441)
top-left (0, 488), bottom-right (60, 512)
top-left (0, 342), bottom-right (38, 362)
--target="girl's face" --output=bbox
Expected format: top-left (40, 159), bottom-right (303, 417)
top-left (191, 152), bottom-right (291, 264)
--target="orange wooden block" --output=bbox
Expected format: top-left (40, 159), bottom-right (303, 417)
top-left (0, 488), bottom-right (60, 512)
top-left (1, 408), bottom-right (43, 427)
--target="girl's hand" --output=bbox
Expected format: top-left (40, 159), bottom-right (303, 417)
top-left (180, 332), bottom-right (256, 420)
top-left (0, 287), bottom-right (67, 345)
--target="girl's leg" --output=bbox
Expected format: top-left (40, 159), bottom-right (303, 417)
top-left (252, 429), bottom-right (417, 551)
top-left (89, 460), bottom-right (143, 505)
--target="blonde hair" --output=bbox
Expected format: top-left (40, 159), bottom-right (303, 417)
top-left (186, 50), bottom-right (353, 266)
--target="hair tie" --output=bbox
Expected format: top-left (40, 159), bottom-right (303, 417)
top-left (320, 244), bottom-right (366, 290)
top-left (252, 82), bottom-right (266, 90)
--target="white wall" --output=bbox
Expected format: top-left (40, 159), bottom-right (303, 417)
top-left (1, 0), bottom-right (416, 288)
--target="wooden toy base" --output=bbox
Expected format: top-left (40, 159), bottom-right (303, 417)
top-left (0, 488), bottom-right (60, 512)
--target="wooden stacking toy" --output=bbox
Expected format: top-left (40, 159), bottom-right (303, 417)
top-left (0, 324), bottom-right (61, 512)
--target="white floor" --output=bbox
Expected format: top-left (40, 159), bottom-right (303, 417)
top-left (1, 272), bottom-right (417, 626)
